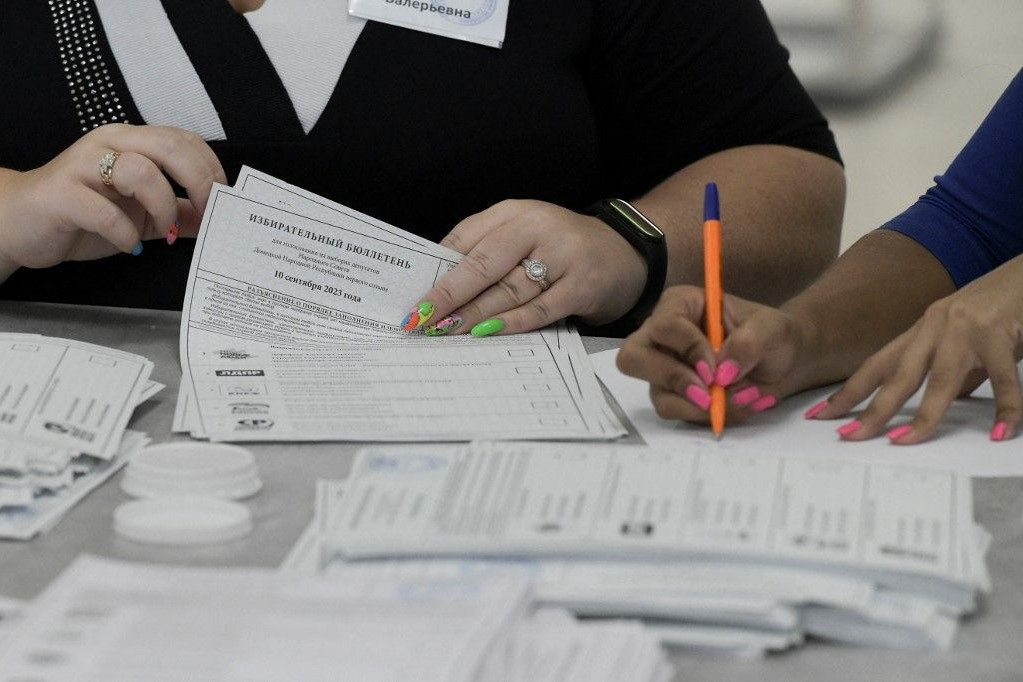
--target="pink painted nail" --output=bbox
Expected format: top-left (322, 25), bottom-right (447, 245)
top-left (695, 360), bottom-right (715, 387)
top-left (836, 420), bottom-right (861, 437)
top-left (166, 222), bottom-right (179, 246)
top-left (991, 421), bottom-right (1008, 442)
top-left (887, 425), bottom-right (913, 442)
top-left (685, 384), bottom-right (712, 411)
top-left (751, 395), bottom-right (777, 413)
top-left (804, 400), bottom-right (829, 419)
top-left (731, 386), bottom-right (760, 407)
top-left (715, 360), bottom-right (740, 387)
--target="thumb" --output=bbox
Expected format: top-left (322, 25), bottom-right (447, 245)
top-left (716, 308), bottom-right (794, 387)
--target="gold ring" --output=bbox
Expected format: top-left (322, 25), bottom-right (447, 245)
top-left (99, 151), bottom-right (120, 187)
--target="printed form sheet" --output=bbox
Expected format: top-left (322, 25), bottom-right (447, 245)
top-left (325, 443), bottom-right (988, 609)
top-left (178, 171), bottom-right (623, 442)
top-left (0, 334), bottom-right (152, 459)
top-left (0, 556), bottom-right (532, 682)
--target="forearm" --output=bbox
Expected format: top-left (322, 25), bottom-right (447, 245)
top-left (632, 144), bottom-right (845, 305)
top-left (782, 229), bottom-right (955, 390)
top-left (0, 169), bottom-right (21, 284)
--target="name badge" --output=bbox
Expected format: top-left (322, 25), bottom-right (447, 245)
top-left (348, 0), bottom-right (509, 49)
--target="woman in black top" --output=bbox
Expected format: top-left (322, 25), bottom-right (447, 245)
top-left (0, 0), bottom-right (844, 335)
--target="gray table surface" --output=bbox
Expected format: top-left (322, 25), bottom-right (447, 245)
top-left (1, 301), bottom-right (1021, 681)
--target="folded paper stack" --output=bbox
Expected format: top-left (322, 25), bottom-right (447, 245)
top-left (285, 441), bottom-right (991, 656)
top-left (0, 334), bottom-right (156, 540)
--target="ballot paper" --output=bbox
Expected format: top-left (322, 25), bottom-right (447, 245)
top-left (0, 334), bottom-right (152, 459)
top-left (325, 443), bottom-right (989, 613)
top-left (290, 467), bottom-right (987, 652)
top-left (485, 608), bottom-right (673, 682)
top-left (0, 334), bottom-right (158, 540)
top-left (591, 348), bottom-right (1023, 477)
top-left (0, 556), bottom-right (671, 682)
top-left (176, 170), bottom-right (623, 442)
top-left (0, 431), bottom-right (148, 540)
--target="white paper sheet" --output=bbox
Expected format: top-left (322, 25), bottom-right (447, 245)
top-left (590, 349), bottom-right (1023, 477)
top-left (0, 555), bottom-right (534, 682)
top-left (324, 442), bottom-right (987, 610)
top-left (177, 174), bottom-right (622, 442)
top-left (292, 476), bottom-right (974, 651)
top-left (0, 431), bottom-right (148, 540)
top-left (0, 335), bottom-right (152, 459)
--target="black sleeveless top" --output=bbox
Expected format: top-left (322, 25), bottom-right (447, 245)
top-left (0, 0), bottom-right (840, 309)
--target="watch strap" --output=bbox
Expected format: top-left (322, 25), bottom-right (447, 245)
top-left (585, 199), bottom-right (667, 328)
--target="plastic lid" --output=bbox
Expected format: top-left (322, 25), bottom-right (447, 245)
top-left (121, 442), bottom-right (262, 500)
top-left (113, 497), bottom-right (253, 546)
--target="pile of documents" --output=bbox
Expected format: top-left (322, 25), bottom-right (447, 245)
top-left (0, 334), bottom-right (156, 539)
top-left (173, 168), bottom-right (623, 442)
top-left (0, 555), bottom-right (672, 681)
top-left (285, 442), bottom-right (992, 656)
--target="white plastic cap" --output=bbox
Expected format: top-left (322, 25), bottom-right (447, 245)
top-left (113, 497), bottom-right (253, 546)
top-left (122, 442), bottom-right (262, 500)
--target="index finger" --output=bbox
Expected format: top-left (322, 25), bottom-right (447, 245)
top-left (417, 225), bottom-right (539, 325)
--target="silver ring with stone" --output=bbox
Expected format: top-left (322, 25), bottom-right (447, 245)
top-left (521, 258), bottom-right (551, 291)
top-left (99, 150), bottom-right (120, 187)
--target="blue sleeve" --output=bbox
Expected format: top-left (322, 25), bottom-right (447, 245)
top-left (882, 68), bottom-right (1023, 288)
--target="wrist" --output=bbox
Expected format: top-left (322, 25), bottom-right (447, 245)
top-left (779, 299), bottom-right (843, 392)
top-left (584, 199), bottom-right (666, 327)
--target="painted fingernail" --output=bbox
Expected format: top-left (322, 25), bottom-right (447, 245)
top-left (130, 241), bottom-right (143, 257)
top-left (804, 400), bottom-right (829, 420)
top-left (685, 384), bottom-right (712, 411)
top-left (166, 222), bottom-right (179, 246)
top-left (471, 318), bottom-right (505, 338)
top-left (695, 360), bottom-right (715, 386)
top-left (887, 424), bottom-right (913, 442)
top-left (836, 420), bottom-right (861, 437)
top-left (715, 360), bottom-right (740, 387)
top-left (424, 314), bottom-right (463, 337)
top-left (731, 386), bottom-right (760, 407)
top-left (751, 394), bottom-right (777, 413)
top-left (990, 421), bottom-right (1009, 442)
top-left (400, 301), bottom-right (434, 331)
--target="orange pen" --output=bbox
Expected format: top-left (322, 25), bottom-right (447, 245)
top-left (702, 183), bottom-right (726, 438)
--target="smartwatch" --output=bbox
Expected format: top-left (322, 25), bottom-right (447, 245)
top-left (585, 198), bottom-right (667, 326)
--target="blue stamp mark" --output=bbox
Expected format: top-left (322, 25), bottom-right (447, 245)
top-left (435, 0), bottom-right (498, 27)
top-left (367, 453), bottom-right (448, 473)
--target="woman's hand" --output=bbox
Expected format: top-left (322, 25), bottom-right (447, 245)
top-left (813, 254), bottom-right (1023, 444)
top-left (0, 123), bottom-right (225, 278)
top-left (616, 285), bottom-right (816, 423)
top-left (399, 199), bottom-right (647, 336)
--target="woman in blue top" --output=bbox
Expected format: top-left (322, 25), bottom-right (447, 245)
top-left (618, 68), bottom-right (1023, 444)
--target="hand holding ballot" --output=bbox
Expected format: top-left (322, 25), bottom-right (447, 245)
top-left (405, 199), bottom-right (647, 337)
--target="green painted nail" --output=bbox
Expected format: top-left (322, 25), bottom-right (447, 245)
top-left (470, 318), bottom-right (504, 337)
top-left (417, 301), bottom-right (435, 327)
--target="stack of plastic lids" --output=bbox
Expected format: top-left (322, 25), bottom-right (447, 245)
top-left (114, 443), bottom-right (261, 546)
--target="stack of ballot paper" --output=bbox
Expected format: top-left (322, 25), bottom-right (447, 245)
top-left (0, 334), bottom-right (157, 540)
top-left (173, 168), bottom-right (623, 442)
top-left (285, 442), bottom-right (992, 655)
top-left (0, 555), bottom-right (672, 681)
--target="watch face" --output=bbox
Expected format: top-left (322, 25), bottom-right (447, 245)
top-left (607, 199), bottom-right (665, 241)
